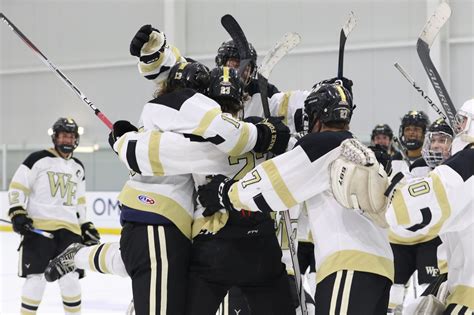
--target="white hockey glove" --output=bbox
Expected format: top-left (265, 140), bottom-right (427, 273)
top-left (330, 138), bottom-right (390, 228)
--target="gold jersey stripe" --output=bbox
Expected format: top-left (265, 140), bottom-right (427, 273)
top-left (33, 218), bottom-right (81, 235)
top-left (446, 285), bottom-right (474, 309)
top-left (9, 181), bottom-right (30, 195)
top-left (228, 183), bottom-right (252, 211)
top-left (392, 188), bottom-right (411, 226)
top-left (149, 131), bottom-right (164, 176)
top-left (62, 294), bottom-right (81, 303)
top-left (316, 249), bottom-right (394, 284)
top-left (228, 123), bottom-right (250, 156)
top-left (118, 185), bottom-right (192, 239)
top-left (77, 196), bottom-right (86, 205)
top-left (428, 173), bottom-right (452, 236)
top-left (63, 305), bottom-right (81, 313)
top-left (89, 245), bottom-right (101, 272)
top-left (192, 107), bottom-right (221, 137)
top-left (278, 92), bottom-right (292, 125)
top-left (116, 135), bottom-right (127, 157)
top-left (438, 259), bottom-right (448, 274)
top-left (21, 296), bottom-right (41, 305)
top-left (262, 160), bottom-right (297, 209)
top-left (99, 243), bottom-right (113, 274)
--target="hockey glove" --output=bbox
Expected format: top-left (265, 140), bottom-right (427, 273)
top-left (369, 144), bottom-right (393, 176)
top-left (253, 116), bottom-right (290, 155)
top-left (8, 207), bottom-right (34, 235)
top-left (108, 120), bottom-right (138, 151)
top-left (130, 24), bottom-right (166, 62)
top-left (80, 222), bottom-right (100, 246)
top-left (197, 175), bottom-right (236, 217)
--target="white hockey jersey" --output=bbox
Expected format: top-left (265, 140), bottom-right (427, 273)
top-left (8, 149), bottom-right (87, 235)
top-left (227, 131), bottom-right (394, 284)
top-left (386, 147), bottom-right (474, 309)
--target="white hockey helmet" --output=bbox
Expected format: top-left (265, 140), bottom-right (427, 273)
top-left (452, 98), bottom-right (474, 154)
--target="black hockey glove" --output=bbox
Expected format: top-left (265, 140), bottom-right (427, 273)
top-left (8, 207), bottom-right (33, 235)
top-left (108, 120), bottom-right (138, 151)
top-left (253, 116), bottom-right (290, 155)
top-left (81, 222), bottom-right (100, 246)
top-left (130, 24), bottom-right (166, 60)
top-left (369, 144), bottom-right (393, 176)
top-left (197, 175), bottom-right (236, 217)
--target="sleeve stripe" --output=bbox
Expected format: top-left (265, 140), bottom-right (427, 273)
top-left (253, 193), bottom-right (273, 213)
top-left (9, 182), bottom-right (30, 195)
top-left (149, 131), bottom-right (164, 176)
top-left (116, 134), bottom-right (127, 156)
top-left (278, 91), bottom-right (291, 125)
top-left (192, 107), bottom-right (221, 136)
top-left (228, 123), bottom-right (250, 156)
top-left (228, 184), bottom-right (251, 210)
top-left (126, 140), bottom-right (141, 174)
top-left (77, 197), bottom-right (86, 205)
top-left (262, 160), bottom-right (297, 209)
top-left (392, 188), bottom-right (410, 226)
top-left (429, 173), bottom-right (452, 235)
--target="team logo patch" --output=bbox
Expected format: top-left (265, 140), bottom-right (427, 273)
top-left (138, 195), bottom-right (155, 205)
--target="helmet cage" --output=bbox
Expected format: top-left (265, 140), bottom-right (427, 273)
top-left (421, 131), bottom-right (453, 168)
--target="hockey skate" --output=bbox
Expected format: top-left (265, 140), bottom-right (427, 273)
top-left (44, 243), bottom-right (85, 282)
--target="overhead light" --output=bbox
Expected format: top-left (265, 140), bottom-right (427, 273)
top-left (47, 128), bottom-right (53, 136)
top-left (75, 144), bottom-right (100, 153)
top-left (78, 127), bottom-right (84, 135)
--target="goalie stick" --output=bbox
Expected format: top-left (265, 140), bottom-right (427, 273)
top-left (220, 14), bottom-right (253, 78)
top-left (257, 34), bottom-right (308, 314)
top-left (0, 218), bottom-right (54, 239)
top-left (337, 11), bottom-right (357, 78)
top-left (257, 32), bottom-right (301, 118)
top-left (0, 13), bottom-right (113, 130)
top-left (394, 62), bottom-right (449, 124)
top-left (417, 2), bottom-right (456, 127)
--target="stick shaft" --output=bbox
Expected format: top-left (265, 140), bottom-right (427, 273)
top-left (0, 218), bottom-right (54, 239)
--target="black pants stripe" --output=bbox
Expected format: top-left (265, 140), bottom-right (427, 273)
top-left (120, 223), bottom-right (190, 315)
top-left (315, 270), bottom-right (391, 315)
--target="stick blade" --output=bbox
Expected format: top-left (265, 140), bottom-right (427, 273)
top-left (418, 2), bottom-right (451, 48)
top-left (258, 32), bottom-right (301, 79)
top-left (221, 14), bottom-right (251, 59)
top-left (342, 11), bottom-right (357, 37)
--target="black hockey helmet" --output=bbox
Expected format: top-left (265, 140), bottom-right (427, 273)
top-left (399, 110), bottom-right (430, 150)
top-left (371, 124), bottom-right (393, 140)
top-left (304, 82), bottom-right (353, 132)
top-left (215, 39), bottom-right (257, 73)
top-left (427, 118), bottom-right (454, 136)
top-left (166, 62), bottom-right (210, 94)
top-left (52, 117), bottom-right (80, 154)
top-left (208, 66), bottom-right (244, 115)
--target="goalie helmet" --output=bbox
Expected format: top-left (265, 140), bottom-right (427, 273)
top-left (421, 118), bottom-right (454, 168)
top-left (208, 66), bottom-right (244, 115)
top-left (304, 82), bottom-right (353, 132)
top-left (52, 117), bottom-right (80, 154)
top-left (452, 98), bottom-right (474, 154)
top-left (166, 62), bottom-right (210, 94)
top-left (399, 110), bottom-right (430, 150)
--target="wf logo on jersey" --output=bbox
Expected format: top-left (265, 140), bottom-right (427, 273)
top-left (138, 195), bottom-right (155, 205)
top-left (47, 172), bottom-right (77, 206)
top-left (425, 266), bottom-right (440, 277)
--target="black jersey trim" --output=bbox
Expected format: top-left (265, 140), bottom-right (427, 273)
top-left (295, 131), bottom-right (353, 163)
top-left (183, 133), bottom-right (225, 145)
top-left (409, 157), bottom-right (428, 171)
top-left (149, 88), bottom-right (196, 111)
top-left (253, 193), bottom-right (273, 214)
top-left (22, 150), bottom-right (56, 169)
top-left (126, 140), bottom-right (141, 174)
top-left (443, 148), bottom-right (474, 182)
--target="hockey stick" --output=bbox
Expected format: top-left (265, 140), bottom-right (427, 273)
top-left (337, 11), bottom-right (357, 78)
top-left (394, 62), bottom-right (449, 124)
top-left (392, 137), bottom-right (411, 168)
top-left (257, 32), bottom-right (301, 117)
top-left (0, 13), bottom-right (113, 130)
top-left (0, 218), bottom-right (54, 239)
top-left (417, 2), bottom-right (456, 127)
top-left (220, 14), bottom-right (253, 78)
top-left (257, 35), bottom-right (308, 315)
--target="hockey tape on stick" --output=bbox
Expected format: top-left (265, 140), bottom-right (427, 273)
top-left (416, 3), bottom-right (456, 127)
top-left (394, 63), bottom-right (449, 125)
top-left (0, 218), bottom-right (54, 239)
top-left (220, 14), bottom-right (253, 78)
top-left (0, 13), bottom-right (113, 130)
top-left (337, 11), bottom-right (357, 78)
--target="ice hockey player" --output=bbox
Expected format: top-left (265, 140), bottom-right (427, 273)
top-left (197, 81), bottom-right (395, 314)
top-left (371, 123), bottom-right (394, 154)
top-left (387, 118), bottom-right (454, 314)
top-left (392, 110), bottom-right (430, 173)
top-left (8, 117), bottom-right (100, 315)
top-left (384, 99), bottom-right (474, 314)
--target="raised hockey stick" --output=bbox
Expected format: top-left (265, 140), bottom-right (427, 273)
top-left (417, 2), bottom-right (456, 127)
top-left (257, 32), bottom-right (301, 118)
top-left (0, 218), bottom-right (54, 239)
top-left (337, 11), bottom-right (357, 78)
top-left (257, 34), bottom-right (308, 314)
top-left (221, 14), bottom-right (253, 78)
top-left (0, 13), bottom-right (113, 130)
top-left (392, 137), bottom-right (411, 168)
top-left (394, 62), bottom-right (449, 124)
